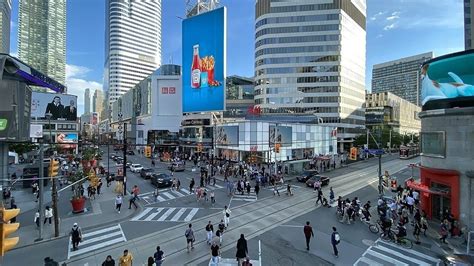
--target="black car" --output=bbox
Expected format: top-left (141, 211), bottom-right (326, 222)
top-left (140, 168), bottom-right (154, 179)
top-left (150, 173), bottom-right (173, 188)
top-left (305, 175), bottom-right (330, 187)
top-left (296, 170), bottom-right (319, 183)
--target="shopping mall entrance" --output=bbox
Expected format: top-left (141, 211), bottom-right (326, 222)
top-left (430, 185), bottom-right (451, 220)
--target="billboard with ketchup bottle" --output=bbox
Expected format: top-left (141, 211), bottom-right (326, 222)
top-left (182, 7), bottom-right (226, 112)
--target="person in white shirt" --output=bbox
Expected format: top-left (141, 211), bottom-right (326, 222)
top-left (44, 206), bottom-right (53, 224)
top-left (412, 191), bottom-right (419, 205)
top-left (34, 210), bottom-right (40, 228)
top-left (223, 206), bottom-right (231, 228)
top-left (406, 195), bottom-right (415, 214)
top-left (115, 195), bottom-right (123, 213)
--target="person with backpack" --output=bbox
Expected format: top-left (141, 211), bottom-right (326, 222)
top-left (185, 223), bottom-right (195, 252)
top-left (70, 223), bottom-right (83, 251)
top-left (331, 226), bottom-right (340, 258)
top-left (205, 221), bottom-right (214, 245)
top-left (154, 246), bottom-right (164, 266)
top-left (236, 234), bottom-right (248, 265)
top-left (101, 255), bottom-right (115, 266)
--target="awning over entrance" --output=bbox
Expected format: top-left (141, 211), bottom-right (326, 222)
top-left (406, 179), bottom-right (450, 196)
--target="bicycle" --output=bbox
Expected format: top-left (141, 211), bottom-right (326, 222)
top-left (380, 229), bottom-right (413, 249)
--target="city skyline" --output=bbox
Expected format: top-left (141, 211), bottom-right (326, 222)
top-left (6, 0), bottom-right (465, 116)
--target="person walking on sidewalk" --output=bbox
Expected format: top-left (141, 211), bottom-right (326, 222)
top-left (128, 185), bottom-right (139, 209)
top-left (118, 249), bottom-right (133, 266)
top-left (440, 219), bottom-right (449, 244)
top-left (185, 223), bottom-right (195, 252)
top-left (303, 221), bottom-right (314, 250)
top-left (206, 221), bottom-right (214, 244)
top-left (70, 223), bottom-right (83, 251)
top-left (210, 191), bottom-right (215, 206)
top-left (331, 226), bottom-right (340, 258)
top-left (34, 210), bottom-right (40, 228)
top-left (97, 179), bottom-right (103, 195)
top-left (44, 206), bottom-right (53, 224)
top-left (154, 246), bottom-right (164, 266)
top-left (223, 206), bottom-right (231, 228)
top-left (101, 255), bottom-right (115, 266)
top-left (236, 234), bottom-right (248, 265)
top-left (115, 194), bottom-right (123, 213)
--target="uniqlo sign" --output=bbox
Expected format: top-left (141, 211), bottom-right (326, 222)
top-left (161, 87), bottom-right (169, 94)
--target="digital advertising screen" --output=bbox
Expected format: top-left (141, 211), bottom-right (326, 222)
top-left (182, 7), bottom-right (226, 113)
top-left (31, 92), bottom-right (78, 121)
top-left (216, 125), bottom-right (238, 146)
top-left (57, 133), bottom-right (78, 149)
top-left (269, 125), bottom-right (292, 147)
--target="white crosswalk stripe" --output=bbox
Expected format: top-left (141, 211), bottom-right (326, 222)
top-left (131, 207), bottom-right (200, 222)
top-left (231, 191), bottom-right (258, 202)
top-left (353, 239), bottom-right (441, 266)
top-left (265, 184), bottom-right (301, 191)
top-left (67, 225), bottom-right (126, 259)
top-left (141, 188), bottom-right (192, 204)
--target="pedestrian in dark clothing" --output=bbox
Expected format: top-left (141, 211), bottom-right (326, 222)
top-left (236, 234), bottom-right (248, 264)
top-left (154, 246), bottom-right (164, 266)
top-left (97, 179), bottom-right (103, 195)
top-left (255, 183), bottom-right (260, 198)
top-left (44, 257), bottom-right (59, 266)
top-left (101, 255), bottom-right (115, 266)
top-left (70, 223), bottom-right (82, 250)
top-left (189, 178), bottom-right (195, 193)
top-left (331, 227), bottom-right (340, 258)
top-left (303, 221), bottom-right (314, 250)
top-left (316, 189), bottom-right (323, 205)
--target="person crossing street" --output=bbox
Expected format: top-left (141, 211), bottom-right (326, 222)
top-left (206, 221), bottom-right (214, 244)
top-left (303, 221), bottom-right (314, 250)
top-left (223, 206), bottom-right (231, 228)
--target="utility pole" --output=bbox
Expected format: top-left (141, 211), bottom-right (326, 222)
top-left (36, 142), bottom-right (44, 241)
top-left (52, 173), bottom-right (59, 237)
top-left (122, 123), bottom-right (127, 194)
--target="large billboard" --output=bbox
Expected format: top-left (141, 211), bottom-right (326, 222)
top-left (91, 112), bottom-right (99, 125)
top-left (31, 92), bottom-right (78, 121)
top-left (216, 125), bottom-right (238, 146)
top-left (421, 50), bottom-right (474, 107)
top-left (182, 7), bottom-right (226, 113)
top-left (57, 133), bottom-right (78, 149)
top-left (269, 125), bottom-right (292, 147)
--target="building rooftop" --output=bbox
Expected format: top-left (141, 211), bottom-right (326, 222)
top-left (373, 52), bottom-right (433, 69)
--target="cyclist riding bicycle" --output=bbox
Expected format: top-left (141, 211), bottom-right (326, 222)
top-left (380, 217), bottom-right (392, 235)
top-left (395, 222), bottom-right (407, 243)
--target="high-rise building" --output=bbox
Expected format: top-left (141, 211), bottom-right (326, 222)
top-left (0, 0), bottom-right (11, 54)
top-left (18, 0), bottom-right (66, 84)
top-left (84, 88), bottom-right (91, 114)
top-left (104, 0), bottom-right (162, 105)
top-left (93, 89), bottom-right (104, 116)
top-left (372, 52), bottom-right (433, 106)
top-left (254, 0), bottom-right (367, 148)
top-left (465, 0), bottom-right (473, 50)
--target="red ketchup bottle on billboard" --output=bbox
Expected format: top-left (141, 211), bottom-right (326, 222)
top-left (191, 44), bottom-right (201, 88)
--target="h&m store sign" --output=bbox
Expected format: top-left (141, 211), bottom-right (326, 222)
top-left (161, 87), bottom-right (176, 94)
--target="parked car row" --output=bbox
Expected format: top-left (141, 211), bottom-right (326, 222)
top-left (295, 170), bottom-right (330, 188)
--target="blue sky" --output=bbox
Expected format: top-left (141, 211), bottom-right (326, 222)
top-left (9, 0), bottom-right (465, 115)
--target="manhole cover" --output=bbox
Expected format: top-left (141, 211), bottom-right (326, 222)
top-left (362, 239), bottom-right (375, 246)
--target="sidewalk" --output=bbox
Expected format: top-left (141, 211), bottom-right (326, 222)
top-left (12, 178), bottom-right (142, 249)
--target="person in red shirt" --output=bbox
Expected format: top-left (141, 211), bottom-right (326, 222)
top-left (303, 221), bottom-right (314, 250)
top-left (129, 185), bottom-right (140, 209)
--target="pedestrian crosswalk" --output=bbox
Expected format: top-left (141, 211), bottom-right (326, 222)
top-left (67, 225), bottom-right (127, 259)
top-left (353, 239), bottom-right (441, 266)
top-left (265, 184), bottom-right (301, 191)
top-left (231, 191), bottom-right (258, 202)
top-left (141, 188), bottom-right (193, 204)
top-left (131, 207), bottom-right (200, 222)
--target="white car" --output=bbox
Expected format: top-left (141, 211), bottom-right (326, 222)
top-left (130, 164), bottom-right (143, 173)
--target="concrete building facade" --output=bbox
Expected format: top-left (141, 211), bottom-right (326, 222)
top-left (365, 92), bottom-right (421, 135)
top-left (84, 88), bottom-right (91, 114)
top-left (254, 0), bottom-right (367, 150)
top-left (104, 0), bottom-right (162, 104)
top-left (18, 0), bottom-right (66, 84)
top-left (465, 0), bottom-right (473, 50)
top-left (224, 75), bottom-right (255, 120)
top-left (93, 89), bottom-right (104, 115)
top-left (372, 52), bottom-right (433, 106)
top-left (0, 0), bottom-right (11, 54)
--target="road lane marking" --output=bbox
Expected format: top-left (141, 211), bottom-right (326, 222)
top-left (184, 208), bottom-right (199, 221)
top-left (157, 208), bottom-right (176, 221)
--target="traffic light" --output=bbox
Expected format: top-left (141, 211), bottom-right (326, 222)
top-left (349, 147), bottom-right (358, 160)
top-left (275, 143), bottom-right (281, 153)
top-left (48, 159), bottom-right (60, 177)
top-left (144, 146), bottom-right (151, 158)
top-left (0, 208), bottom-right (20, 256)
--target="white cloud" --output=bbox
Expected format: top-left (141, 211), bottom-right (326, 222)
top-left (370, 11), bottom-right (385, 21)
top-left (65, 64), bottom-right (103, 115)
top-left (386, 11), bottom-right (400, 21)
top-left (384, 23), bottom-right (397, 31)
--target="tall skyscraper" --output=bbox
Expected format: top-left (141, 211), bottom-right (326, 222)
top-left (18, 0), bottom-right (66, 84)
top-left (104, 0), bottom-right (162, 104)
top-left (254, 0), bottom-right (367, 147)
top-left (84, 88), bottom-right (91, 114)
top-left (465, 0), bottom-right (473, 50)
top-left (93, 89), bottom-right (104, 115)
top-left (0, 0), bottom-right (11, 54)
top-left (372, 52), bottom-right (433, 106)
